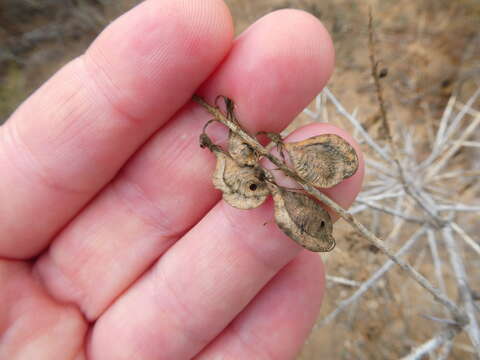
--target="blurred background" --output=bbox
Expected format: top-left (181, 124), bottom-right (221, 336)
top-left (1, 0), bottom-right (479, 359)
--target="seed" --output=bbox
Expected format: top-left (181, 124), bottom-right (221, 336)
top-left (268, 184), bottom-right (335, 252)
top-left (212, 149), bottom-right (270, 209)
top-left (285, 134), bottom-right (358, 188)
top-left (228, 131), bottom-right (258, 166)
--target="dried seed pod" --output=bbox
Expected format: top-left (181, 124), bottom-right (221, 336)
top-left (285, 134), bottom-right (358, 188)
top-left (269, 184), bottom-right (335, 252)
top-left (228, 131), bottom-right (258, 166)
top-left (212, 149), bottom-right (270, 209)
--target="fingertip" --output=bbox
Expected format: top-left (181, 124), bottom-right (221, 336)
top-left (261, 8), bottom-right (335, 82)
top-left (294, 250), bottom-right (326, 309)
top-left (199, 8), bottom-right (335, 129)
top-left (195, 250), bottom-right (325, 360)
top-left (85, 0), bottom-right (234, 120)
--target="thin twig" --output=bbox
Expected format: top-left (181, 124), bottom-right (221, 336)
top-left (443, 87), bottom-right (480, 145)
top-left (421, 88), bottom-right (480, 171)
top-left (450, 222), bottom-right (480, 257)
top-left (449, 140), bottom-right (480, 148)
top-left (432, 170), bottom-right (480, 181)
top-left (427, 229), bottom-right (446, 295)
top-left (438, 205), bottom-right (480, 213)
top-left (368, 10), bottom-right (445, 228)
top-left (317, 227), bottom-right (427, 328)
top-left (435, 95), bottom-right (457, 150)
top-left (426, 112), bottom-right (480, 180)
top-left (323, 87), bottom-right (392, 162)
top-left (438, 340), bottom-right (454, 360)
top-left (368, 10), bottom-right (397, 161)
top-left (400, 326), bottom-right (460, 360)
top-left (326, 275), bottom-right (361, 287)
top-left (356, 199), bottom-right (425, 224)
top-left (359, 189), bottom-right (403, 202)
top-left (442, 227), bottom-right (480, 353)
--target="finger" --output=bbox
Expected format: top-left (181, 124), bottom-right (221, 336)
top-left (35, 9), bottom-right (335, 321)
top-left (0, 0), bottom-right (233, 259)
top-left (0, 260), bottom-right (86, 360)
top-left (195, 251), bottom-right (324, 360)
top-left (87, 123), bottom-right (363, 360)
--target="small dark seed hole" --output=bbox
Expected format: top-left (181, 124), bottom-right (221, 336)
top-left (249, 183), bottom-right (257, 191)
top-left (320, 221), bottom-right (325, 228)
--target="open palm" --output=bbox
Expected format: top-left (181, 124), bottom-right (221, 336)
top-left (0, 1), bottom-right (363, 359)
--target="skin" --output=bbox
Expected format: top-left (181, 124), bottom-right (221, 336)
top-left (0, 1), bottom-right (364, 359)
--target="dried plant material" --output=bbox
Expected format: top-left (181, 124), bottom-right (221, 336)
top-left (256, 131), bottom-right (286, 162)
top-left (199, 123), bottom-right (269, 209)
top-left (228, 131), bottom-right (258, 166)
top-left (212, 149), bottom-right (270, 209)
top-left (213, 95), bottom-right (260, 167)
top-left (268, 184), bottom-right (335, 252)
top-left (285, 134), bottom-right (358, 188)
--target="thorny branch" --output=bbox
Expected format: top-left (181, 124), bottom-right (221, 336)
top-left (400, 326), bottom-right (461, 360)
top-left (317, 226), bottom-right (427, 328)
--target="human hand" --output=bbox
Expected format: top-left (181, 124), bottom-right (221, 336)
top-left (0, 1), bottom-right (364, 359)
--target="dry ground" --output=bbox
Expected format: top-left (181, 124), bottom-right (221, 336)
top-left (1, 0), bottom-right (479, 359)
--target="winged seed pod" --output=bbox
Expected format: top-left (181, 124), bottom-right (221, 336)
top-left (268, 183), bottom-right (335, 252)
top-left (228, 131), bottom-right (259, 166)
top-left (212, 149), bottom-right (270, 210)
top-left (285, 134), bottom-right (358, 188)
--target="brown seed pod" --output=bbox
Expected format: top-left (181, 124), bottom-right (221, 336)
top-left (212, 149), bottom-right (270, 209)
top-left (268, 184), bottom-right (335, 252)
top-left (284, 134), bottom-right (358, 188)
top-left (228, 131), bottom-right (258, 166)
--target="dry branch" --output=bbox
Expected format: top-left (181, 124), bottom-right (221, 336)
top-left (443, 227), bottom-right (480, 353)
top-left (317, 227), bottom-right (427, 327)
top-left (400, 326), bottom-right (460, 360)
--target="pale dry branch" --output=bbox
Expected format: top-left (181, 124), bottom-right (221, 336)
top-left (400, 326), bottom-right (460, 360)
top-left (303, 108), bottom-right (317, 120)
top-left (432, 170), bottom-right (480, 181)
top-left (317, 227), bottom-right (427, 328)
top-left (326, 275), bottom-right (361, 287)
top-left (442, 227), bottom-right (480, 353)
top-left (365, 158), bottom-right (396, 178)
top-left (348, 204), bottom-right (368, 215)
top-left (323, 87), bottom-right (392, 162)
top-left (426, 112), bottom-right (480, 180)
top-left (443, 87), bottom-right (480, 145)
top-left (455, 101), bottom-right (480, 117)
top-left (449, 140), bottom-right (480, 148)
top-left (439, 205), bottom-right (480, 213)
top-left (438, 339), bottom-right (454, 360)
top-left (450, 222), bottom-right (480, 257)
top-left (420, 88), bottom-right (480, 171)
top-left (427, 229), bottom-right (447, 295)
top-left (438, 95), bottom-right (457, 136)
top-left (358, 191), bottom-right (404, 202)
top-left (355, 199), bottom-right (424, 224)
top-left (420, 314), bottom-right (458, 326)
